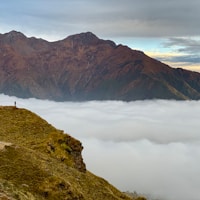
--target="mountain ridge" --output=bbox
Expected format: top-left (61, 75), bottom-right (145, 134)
top-left (1, 31), bottom-right (200, 101)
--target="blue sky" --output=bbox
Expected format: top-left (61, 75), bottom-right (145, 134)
top-left (1, 0), bottom-right (200, 71)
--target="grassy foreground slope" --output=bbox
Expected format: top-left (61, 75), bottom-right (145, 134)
top-left (0, 106), bottom-right (146, 200)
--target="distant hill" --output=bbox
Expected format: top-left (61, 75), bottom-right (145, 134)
top-left (1, 31), bottom-right (200, 101)
top-left (0, 106), bottom-right (147, 200)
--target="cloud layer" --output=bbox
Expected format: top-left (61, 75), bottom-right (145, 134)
top-left (1, 94), bottom-right (200, 200)
top-left (1, 0), bottom-right (200, 40)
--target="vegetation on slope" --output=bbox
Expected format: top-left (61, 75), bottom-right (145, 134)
top-left (0, 106), bottom-right (146, 200)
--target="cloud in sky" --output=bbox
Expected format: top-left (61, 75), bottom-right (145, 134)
top-left (1, 94), bottom-right (200, 200)
top-left (149, 37), bottom-right (200, 71)
top-left (149, 51), bottom-right (200, 72)
top-left (1, 0), bottom-right (200, 39)
top-left (164, 38), bottom-right (200, 54)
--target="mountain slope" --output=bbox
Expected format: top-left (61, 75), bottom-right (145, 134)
top-left (1, 31), bottom-right (200, 101)
top-left (0, 106), bottom-right (146, 200)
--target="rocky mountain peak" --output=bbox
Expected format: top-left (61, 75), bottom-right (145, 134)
top-left (66, 32), bottom-right (99, 45)
top-left (2, 30), bottom-right (26, 42)
top-left (65, 31), bottom-right (116, 47)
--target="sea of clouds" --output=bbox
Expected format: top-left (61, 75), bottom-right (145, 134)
top-left (1, 94), bottom-right (200, 200)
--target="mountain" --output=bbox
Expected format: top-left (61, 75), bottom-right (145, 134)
top-left (0, 106), bottom-right (147, 200)
top-left (1, 30), bottom-right (200, 101)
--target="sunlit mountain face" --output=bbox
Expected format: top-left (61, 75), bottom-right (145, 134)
top-left (1, 31), bottom-right (200, 102)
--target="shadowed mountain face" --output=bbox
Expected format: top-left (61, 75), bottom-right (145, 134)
top-left (1, 30), bottom-right (200, 101)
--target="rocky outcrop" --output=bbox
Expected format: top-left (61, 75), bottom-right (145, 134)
top-left (1, 31), bottom-right (200, 101)
top-left (0, 141), bottom-right (12, 150)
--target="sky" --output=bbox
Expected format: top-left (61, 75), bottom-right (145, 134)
top-left (1, 0), bottom-right (200, 72)
top-left (1, 94), bottom-right (200, 200)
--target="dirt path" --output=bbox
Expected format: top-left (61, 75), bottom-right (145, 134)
top-left (0, 141), bottom-right (12, 150)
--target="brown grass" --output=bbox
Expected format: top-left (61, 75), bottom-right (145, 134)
top-left (0, 106), bottom-right (145, 200)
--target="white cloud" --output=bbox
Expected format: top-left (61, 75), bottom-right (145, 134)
top-left (1, 94), bottom-right (200, 200)
top-left (1, 0), bottom-right (200, 40)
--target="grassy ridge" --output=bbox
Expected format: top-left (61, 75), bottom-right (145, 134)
top-left (0, 106), bottom-right (146, 200)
